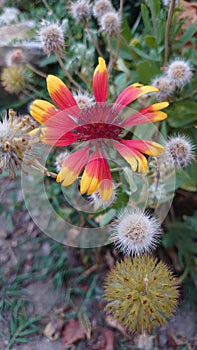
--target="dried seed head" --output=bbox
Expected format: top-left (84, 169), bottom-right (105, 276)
top-left (151, 76), bottom-right (175, 101)
top-left (163, 135), bottom-right (194, 169)
top-left (55, 151), bottom-right (69, 172)
top-left (104, 255), bottom-right (179, 333)
top-left (1, 65), bottom-right (27, 94)
top-left (68, 0), bottom-right (92, 21)
top-left (100, 11), bottom-right (121, 37)
top-left (0, 110), bottom-right (43, 178)
top-left (111, 208), bottom-right (161, 255)
top-left (39, 21), bottom-right (65, 56)
top-left (73, 92), bottom-right (95, 110)
top-left (166, 59), bottom-right (193, 88)
top-left (93, 0), bottom-right (114, 20)
top-left (5, 49), bottom-right (26, 67)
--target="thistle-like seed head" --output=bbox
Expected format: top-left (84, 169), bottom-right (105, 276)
top-left (100, 11), bottom-right (121, 37)
top-left (68, 0), bottom-right (92, 21)
top-left (39, 21), bottom-right (65, 56)
top-left (151, 76), bottom-right (175, 101)
top-left (93, 0), bottom-right (114, 20)
top-left (111, 208), bottom-right (161, 255)
top-left (1, 65), bottom-right (28, 94)
top-left (166, 59), bottom-right (193, 88)
top-left (164, 135), bottom-right (195, 169)
top-left (104, 255), bottom-right (179, 333)
top-left (0, 110), bottom-right (43, 178)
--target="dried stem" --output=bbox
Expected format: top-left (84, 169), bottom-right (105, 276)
top-left (55, 53), bottom-right (84, 91)
top-left (27, 64), bottom-right (47, 78)
top-left (164, 0), bottom-right (176, 65)
top-left (42, 0), bottom-right (58, 20)
top-left (107, 0), bottom-right (124, 74)
top-left (107, 35), bottom-right (115, 72)
top-left (85, 25), bottom-right (103, 57)
top-left (174, 89), bottom-right (197, 102)
top-left (76, 72), bottom-right (89, 88)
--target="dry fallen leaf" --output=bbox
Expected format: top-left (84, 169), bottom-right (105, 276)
top-left (90, 327), bottom-right (115, 350)
top-left (105, 315), bottom-right (129, 338)
top-left (62, 318), bottom-right (86, 346)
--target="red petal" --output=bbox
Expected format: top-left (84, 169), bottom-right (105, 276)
top-left (47, 75), bottom-right (80, 111)
top-left (93, 57), bottom-right (108, 102)
top-left (114, 84), bottom-right (158, 113)
top-left (122, 102), bottom-right (169, 127)
top-left (56, 146), bottom-right (89, 186)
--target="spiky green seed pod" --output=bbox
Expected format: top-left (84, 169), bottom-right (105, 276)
top-left (104, 255), bottom-right (179, 333)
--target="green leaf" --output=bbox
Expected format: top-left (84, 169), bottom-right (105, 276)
top-left (167, 101), bottom-right (197, 127)
top-left (112, 191), bottom-right (129, 209)
top-left (121, 15), bottom-right (132, 41)
top-left (100, 209), bottom-right (116, 227)
top-left (162, 234), bottom-right (176, 248)
top-left (141, 4), bottom-right (152, 33)
top-left (179, 21), bottom-right (197, 46)
top-left (176, 168), bottom-right (197, 192)
top-left (19, 327), bottom-right (41, 336)
top-left (144, 35), bottom-right (156, 48)
top-left (130, 45), bottom-right (159, 61)
top-left (136, 60), bottom-right (160, 83)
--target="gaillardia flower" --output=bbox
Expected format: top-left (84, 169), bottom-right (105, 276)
top-left (30, 57), bottom-right (169, 201)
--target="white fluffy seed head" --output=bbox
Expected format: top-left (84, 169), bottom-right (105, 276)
top-left (100, 11), bottom-right (121, 37)
top-left (111, 208), bottom-right (161, 256)
top-left (93, 0), bottom-right (114, 20)
top-left (39, 21), bottom-right (65, 56)
top-left (166, 59), bottom-right (193, 88)
top-left (152, 76), bottom-right (175, 101)
top-left (73, 92), bottom-right (95, 110)
top-left (55, 151), bottom-right (69, 172)
top-left (68, 0), bottom-right (92, 21)
top-left (164, 135), bottom-right (194, 169)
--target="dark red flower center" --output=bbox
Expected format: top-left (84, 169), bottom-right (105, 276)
top-left (74, 123), bottom-right (122, 142)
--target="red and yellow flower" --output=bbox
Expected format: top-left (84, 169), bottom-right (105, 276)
top-left (30, 57), bottom-right (168, 201)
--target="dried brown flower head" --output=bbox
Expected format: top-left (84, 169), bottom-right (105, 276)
top-left (0, 110), bottom-right (48, 178)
